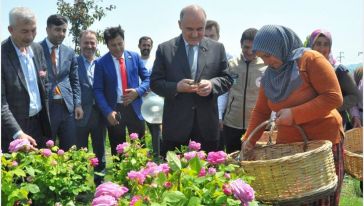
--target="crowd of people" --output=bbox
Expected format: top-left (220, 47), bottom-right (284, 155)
top-left (1, 4), bottom-right (362, 206)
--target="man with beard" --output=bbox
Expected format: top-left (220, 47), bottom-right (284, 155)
top-left (40, 14), bottom-right (83, 150)
top-left (2, 7), bottom-right (51, 152)
top-left (138, 36), bottom-right (162, 158)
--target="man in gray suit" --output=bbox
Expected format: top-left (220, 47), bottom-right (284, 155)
top-left (76, 30), bottom-right (106, 186)
top-left (40, 14), bottom-right (83, 150)
top-left (1, 7), bottom-right (51, 152)
top-left (150, 5), bottom-right (233, 156)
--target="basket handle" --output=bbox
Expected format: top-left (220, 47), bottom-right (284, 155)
top-left (240, 119), bottom-right (309, 160)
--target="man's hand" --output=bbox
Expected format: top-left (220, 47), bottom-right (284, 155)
top-left (107, 111), bottom-right (119, 126)
top-left (276, 108), bottom-right (293, 126)
top-left (123, 89), bottom-right (139, 106)
top-left (75, 106), bottom-right (84, 120)
top-left (176, 79), bottom-right (198, 93)
top-left (17, 132), bottom-right (37, 151)
top-left (196, 79), bottom-right (212, 97)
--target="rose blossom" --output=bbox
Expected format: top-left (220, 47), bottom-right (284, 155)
top-left (90, 157), bottom-right (99, 167)
top-left (94, 182), bottom-right (129, 199)
top-left (42, 149), bottom-right (52, 157)
top-left (184, 151), bottom-right (197, 161)
top-left (230, 179), bottom-right (255, 205)
top-left (197, 151), bottom-right (206, 160)
top-left (8, 138), bottom-right (31, 153)
top-left (130, 195), bottom-right (142, 206)
top-left (129, 133), bottom-right (139, 140)
top-left (207, 151), bottom-right (227, 165)
top-left (208, 167), bottom-right (216, 175)
top-left (127, 171), bottom-right (146, 184)
top-left (92, 195), bottom-right (117, 206)
top-left (164, 182), bottom-right (172, 188)
top-left (188, 140), bottom-right (201, 151)
top-left (116, 142), bottom-right (129, 154)
top-left (57, 149), bottom-right (65, 155)
top-left (11, 161), bottom-right (18, 167)
top-left (198, 167), bottom-right (206, 177)
top-left (222, 183), bottom-right (233, 196)
top-left (46, 140), bottom-right (54, 148)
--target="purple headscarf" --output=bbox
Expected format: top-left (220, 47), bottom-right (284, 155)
top-left (307, 29), bottom-right (337, 66)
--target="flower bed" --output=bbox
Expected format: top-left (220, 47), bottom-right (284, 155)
top-left (2, 135), bottom-right (258, 206)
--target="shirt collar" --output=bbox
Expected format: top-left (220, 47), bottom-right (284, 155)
top-left (183, 38), bottom-right (199, 48)
top-left (81, 55), bottom-right (94, 64)
top-left (45, 38), bottom-right (58, 50)
top-left (11, 38), bottom-right (34, 58)
top-left (112, 52), bottom-right (125, 60)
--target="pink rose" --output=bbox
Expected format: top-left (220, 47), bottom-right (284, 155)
top-left (127, 171), bottom-right (146, 184)
top-left (129, 133), bottom-right (139, 140)
top-left (130, 195), bottom-right (142, 206)
top-left (92, 195), bottom-right (117, 206)
top-left (90, 157), bottom-right (99, 167)
top-left (39, 70), bottom-right (47, 78)
top-left (224, 172), bottom-right (231, 179)
top-left (198, 167), bottom-right (206, 177)
top-left (197, 151), bottom-right (206, 160)
top-left (208, 167), bottom-right (216, 175)
top-left (42, 149), bottom-right (52, 157)
top-left (183, 151), bottom-right (197, 161)
top-left (207, 151), bottom-right (227, 165)
top-left (116, 142), bottom-right (129, 154)
top-left (11, 161), bottom-right (18, 167)
top-left (57, 149), bottom-right (65, 155)
top-left (94, 182), bottom-right (129, 199)
top-left (188, 140), bottom-right (201, 151)
top-left (164, 182), bottom-right (172, 188)
top-left (223, 183), bottom-right (233, 196)
top-left (230, 179), bottom-right (255, 204)
top-left (46, 140), bottom-right (54, 148)
top-left (8, 138), bottom-right (31, 153)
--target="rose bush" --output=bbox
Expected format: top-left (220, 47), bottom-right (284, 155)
top-left (1, 140), bottom-right (97, 206)
top-left (92, 140), bottom-right (258, 206)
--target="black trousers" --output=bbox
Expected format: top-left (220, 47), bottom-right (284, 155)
top-left (108, 104), bottom-right (145, 156)
top-left (146, 122), bottom-right (161, 157)
top-left (223, 124), bottom-right (245, 154)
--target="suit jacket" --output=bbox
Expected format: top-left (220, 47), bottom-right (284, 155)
top-left (40, 39), bottom-right (81, 113)
top-left (93, 50), bottom-right (150, 124)
top-left (150, 35), bottom-right (233, 142)
top-left (1, 37), bottom-right (51, 141)
top-left (76, 55), bottom-right (97, 127)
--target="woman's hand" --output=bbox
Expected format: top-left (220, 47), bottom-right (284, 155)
top-left (240, 140), bottom-right (255, 160)
top-left (276, 108), bottom-right (293, 126)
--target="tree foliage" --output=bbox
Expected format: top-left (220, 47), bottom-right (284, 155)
top-left (56, 0), bottom-right (115, 53)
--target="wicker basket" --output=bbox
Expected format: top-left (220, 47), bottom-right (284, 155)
top-left (228, 120), bottom-right (338, 204)
top-left (344, 128), bottom-right (363, 180)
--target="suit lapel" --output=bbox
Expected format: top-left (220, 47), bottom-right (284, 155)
top-left (196, 39), bottom-right (208, 82)
top-left (6, 38), bottom-right (28, 92)
top-left (175, 36), bottom-right (191, 79)
top-left (41, 40), bottom-right (54, 78)
top-left (78, 56), bottom-right (91, 85)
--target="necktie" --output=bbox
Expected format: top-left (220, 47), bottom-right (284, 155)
top-left (118, 57), bottom-right (128, 95)
top-left (188, 45), bottom-right (196, 79)
top-left (51, 45), bottom-right (57, 75)
top-left (51, 45), bottom-right (62, 97)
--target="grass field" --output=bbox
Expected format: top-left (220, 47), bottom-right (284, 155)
top-left (85, 131), bottom-right (363, 205)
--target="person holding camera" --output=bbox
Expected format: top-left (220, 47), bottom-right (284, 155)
top-left (93, 26), bottom-right (150, 155)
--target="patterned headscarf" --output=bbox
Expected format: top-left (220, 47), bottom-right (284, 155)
top-left (305, 29), bottom-right (337, 66)
top-left (253, 25), bottom-right (308, 103)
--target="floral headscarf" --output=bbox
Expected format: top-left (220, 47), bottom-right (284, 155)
top-left (305, 29), bottom-right (337, 66)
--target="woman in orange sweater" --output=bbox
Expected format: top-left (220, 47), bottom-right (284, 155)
top-left (241, 25), bottom-right (344, 206)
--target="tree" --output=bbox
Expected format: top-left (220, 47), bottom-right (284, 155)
top-left (57, 0), bottom-right (116, 53)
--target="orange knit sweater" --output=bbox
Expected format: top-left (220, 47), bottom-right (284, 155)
top-left (243, 50), bottom-right (344, 145)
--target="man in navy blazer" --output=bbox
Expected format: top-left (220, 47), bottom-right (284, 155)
top-left (94, 26), bottom-right (150, 155)
top-left (40, 14), bottom-right (83, 150)
top-left (76, 30), bottom-right (106, 185)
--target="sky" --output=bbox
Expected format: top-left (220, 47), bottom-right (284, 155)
top-left (1, 0), bottom-right (363, 65)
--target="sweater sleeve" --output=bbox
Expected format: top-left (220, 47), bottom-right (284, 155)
top-left (292, 55), bottom-right (343, 124)
top-left (242, 86), bottom-right (272, 145)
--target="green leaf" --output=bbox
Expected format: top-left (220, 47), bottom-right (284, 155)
top-left (215, 195), bottom-right (227, 205)
top-left (189, 157), bottom-right (202, 173)
top-left (187, 196), bottom-right (201, 206)
top-left (49, 186), bottom-right (56, 191)
top-left (11, 168), bottom-right (26, 177)
top-left (162, 191), bottom-right (187, 204)
top-left (24, 183), bottom-right (40, 194)
top-left (25, 166), bottom-right (35, 176)
top-left (166, 152), bottom-right (181, 171)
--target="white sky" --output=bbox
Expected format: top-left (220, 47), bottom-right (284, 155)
top-left (1, 0), bottom-right (363, 64)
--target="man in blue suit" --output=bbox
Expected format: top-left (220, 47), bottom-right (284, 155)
top-left (94, 26), bottom-right (150, 155)
top-left (40, 14), bottom-right (83, 150)
top-left (76, 30), bottom-right (106, 185)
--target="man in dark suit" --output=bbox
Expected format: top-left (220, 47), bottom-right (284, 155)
top-left (76, 30), bottom-right (106, 185)
top-left (94, 26), bottom-right (150, 156)
top-left (40, 14), bottom-right (83, 150)
top-left (150, 5), bottom-right (233, 156)
top-left (1, 7), bottom-right (51, 152)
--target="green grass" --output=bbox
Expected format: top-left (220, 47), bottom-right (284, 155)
top-left (84, 131), bottom-right (363, 205)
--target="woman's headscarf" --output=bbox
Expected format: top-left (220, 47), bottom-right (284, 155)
top-left (253, 25), bottom-right (308, 103)
top-left (305, 29), bottom-right (337, 66)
